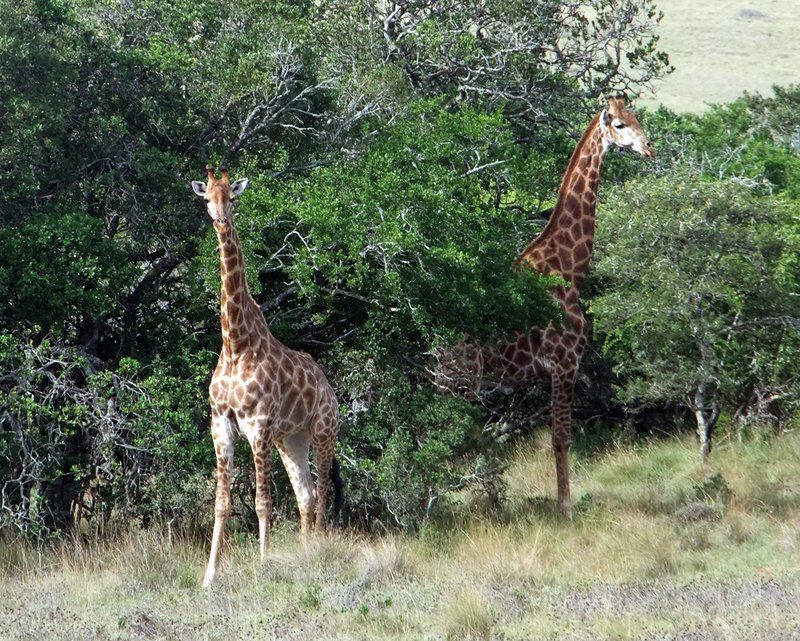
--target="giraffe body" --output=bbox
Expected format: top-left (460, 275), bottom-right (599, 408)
top-left (192, 169), bottom-right (340, 587)
top-left (437, 98), bottom-right (652, 517)
top-left (435, 332), bottom-right (550, 395)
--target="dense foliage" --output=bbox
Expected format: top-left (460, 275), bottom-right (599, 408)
top-left (591, 175), bottom-right (800, 459)
top-left (1, 0), bottom-right (797, 538)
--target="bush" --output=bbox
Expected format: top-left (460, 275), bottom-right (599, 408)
top-left (213, 104), bottom-right (561, 528)
top-left (590, 173), bottom-right (800, 458)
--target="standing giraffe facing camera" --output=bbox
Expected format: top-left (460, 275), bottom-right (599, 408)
top-left (192, 167), bottom-right (342, 588)
top-left (437, 97), bottom-right (653, 518)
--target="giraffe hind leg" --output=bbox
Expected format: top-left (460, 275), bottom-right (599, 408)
top-left (312, 412), bottom-right (339, 531)
top-left (276, 430), bottom-right (316, 538)
top-left (551, 363), bottom-right (578, 519)
top-left (329, 457), bottom-right (343, 529)
top-left (249, 422), bottom-right (274, 565)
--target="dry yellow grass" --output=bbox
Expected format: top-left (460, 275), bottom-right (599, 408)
top-left (644, 0), bottom-right (800, 112)
top-left (2, 429), bottom-right (800, 639)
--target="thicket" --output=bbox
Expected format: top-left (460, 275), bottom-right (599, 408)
top-left (591, 175), bottom-right (800, 460)
top-left (588, 92), bottom-right (800, 447)
top-left (0, 0), bottom-right (797, 537)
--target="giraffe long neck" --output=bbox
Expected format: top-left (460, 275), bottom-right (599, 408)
top-left (216, 224), bottom-right (271, 358)
top-left (518, 115), bottom-right (608, 292)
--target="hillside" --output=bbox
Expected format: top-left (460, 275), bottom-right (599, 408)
top-left (645, 0), bottom-right (800, 112)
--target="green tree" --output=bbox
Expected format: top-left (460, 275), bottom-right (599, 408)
top-left (318, 0), bottom-right (671, 135)
top-left (590, 174), bottom-right (800, 460)
top-left (187, 103), bottom-right (561, 526)
top-left (0, 0), bottom-right (674, 534)
top-left (642, 86), bottom-right (800, 199)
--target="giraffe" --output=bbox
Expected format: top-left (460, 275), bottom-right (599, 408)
top-left (191, 167), bottom-right (342, 587)
top-left (436, 97), bottom-right (653, 517)
top-left (434, 332), bottom-right (549, 398)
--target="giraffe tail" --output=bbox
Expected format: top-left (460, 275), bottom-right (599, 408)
top-left (330, 457), bottom-right (344, 529)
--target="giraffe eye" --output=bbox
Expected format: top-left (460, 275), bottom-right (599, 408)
top-left (613, 122), bottom-right (626, 129)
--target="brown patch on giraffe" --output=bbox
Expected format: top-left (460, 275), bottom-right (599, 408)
top-left (282, 355), bottom-right (296, 378)
top-left (290, 398), bottom-right (308, 424)
top-left (565, 194), bottom-right (580, 212)
top-left (574, 243), bottom-right (589, 264)
top-left (558, 247), bottom-right (573, 272)
top-left (210, 379), bottom-right (223, 398)
top-left (515, 334), bottom-right (531, 351)
top-left (244, 378), bottom-right (261, 398)
top-left (229, 305), bottom-right (241, 324)
top-left (295, 367), bottom-right (308, 392)
top-left (547, 254), bottom-right (562, 273)
top-left (513, 349), bottom-right (529, 366)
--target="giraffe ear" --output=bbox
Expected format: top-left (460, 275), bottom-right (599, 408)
top-left (600, 109), bottom-right (611, 126)
top-left (231, 178), bottom-right (249, 197)
top-left (191, 181), bottom-right (207, 197)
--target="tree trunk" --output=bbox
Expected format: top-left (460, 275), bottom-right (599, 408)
top-left (40, 430), bottom-right (83, 533)
top-left (693, 381), bottom-right (720, 462)
top-left (41, 472), bottom-right (77, 532)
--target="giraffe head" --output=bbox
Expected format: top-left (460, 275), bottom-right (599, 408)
top-left (600, 96), bottom-right (654, 158)
top-left (191, 167), bottom-right (249, 230)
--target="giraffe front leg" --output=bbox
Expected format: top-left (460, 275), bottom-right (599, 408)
top-left (551, 365), bottom-right (578, 519)
top-left (203, 411), bottom-right (234, 588)
top-left (246, 423), bottom-right (274, 566)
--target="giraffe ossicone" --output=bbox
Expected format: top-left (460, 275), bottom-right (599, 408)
top-left (193, 167), bottom-right (342, 588)
top-left (437, 96), bottom-right (653, 518)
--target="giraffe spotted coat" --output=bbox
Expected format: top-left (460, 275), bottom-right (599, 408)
top-left (192, 168), bottom-right (340, 588)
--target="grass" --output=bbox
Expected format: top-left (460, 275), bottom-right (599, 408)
top-left (442, 590), bottom-right (494, 640)
top-left (2, 429), bottom-right (800, 639)
top-left (642, 0), bottom-right (800, 113)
